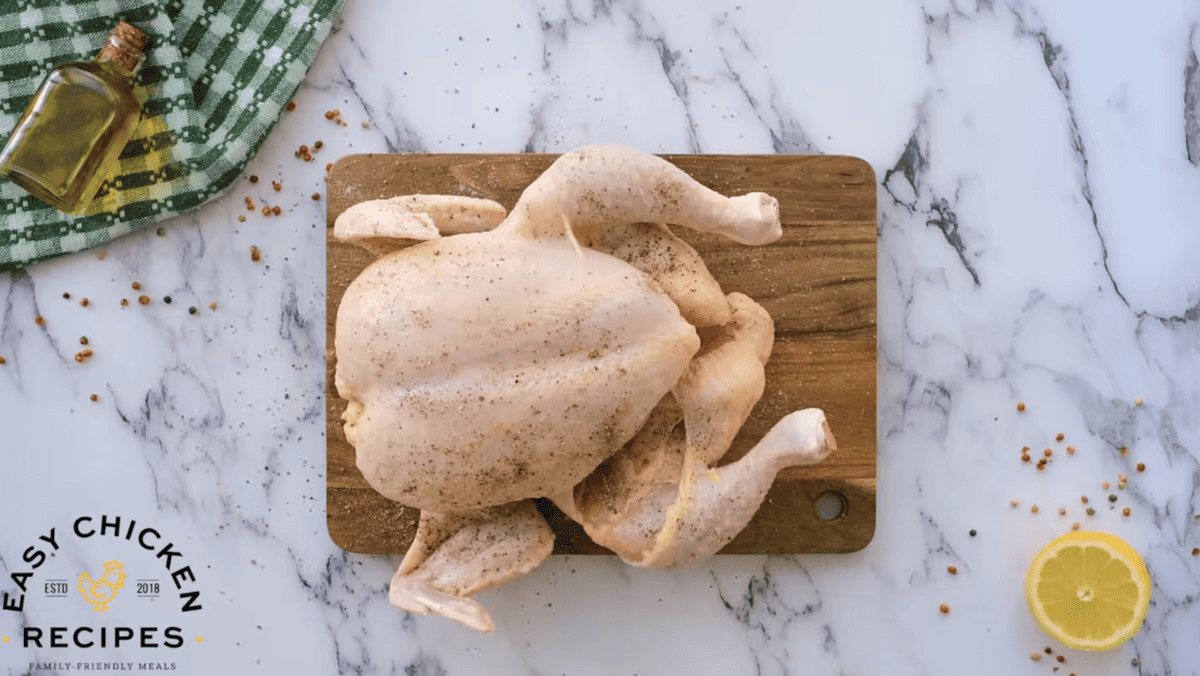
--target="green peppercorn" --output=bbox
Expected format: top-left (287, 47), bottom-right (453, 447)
top-left (969, 530), bottom-right (977, 537)
top-left (188, 306), bottom-right (197, 315)
top-left (163, 296), bottom-right (172, 304)
top-left (1109, 495), bottom-right (1117, 503)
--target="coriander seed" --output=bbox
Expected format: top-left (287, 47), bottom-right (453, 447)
top-left (1137, 463), bottom-right (1145, 472)
top-left (939, 603), bottom-right (950, 614)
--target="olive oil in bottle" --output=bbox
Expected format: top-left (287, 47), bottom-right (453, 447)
top-left (0, 22), bottom-right (150, 214)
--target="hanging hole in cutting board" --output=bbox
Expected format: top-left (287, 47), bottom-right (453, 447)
top-left (815, 491), bottom-right (848, 521)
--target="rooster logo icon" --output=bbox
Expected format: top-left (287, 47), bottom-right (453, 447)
top-left (78, 560), bottom-right (126, 612)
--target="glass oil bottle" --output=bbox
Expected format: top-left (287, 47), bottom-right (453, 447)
top-left (0, 22), bottom-right (150, 214)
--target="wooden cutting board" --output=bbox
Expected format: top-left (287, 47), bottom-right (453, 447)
top-left (325, 153), bottom-right (877, 555)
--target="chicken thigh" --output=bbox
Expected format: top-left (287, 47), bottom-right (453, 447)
top-left (333, 145), bottom-right (835, 632)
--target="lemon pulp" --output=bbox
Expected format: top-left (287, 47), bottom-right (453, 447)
top-left (1025, 531), bottom-right (1151, 651)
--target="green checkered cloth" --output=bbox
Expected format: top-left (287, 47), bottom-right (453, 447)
top-left (0, 0), bottom-right (344, 271)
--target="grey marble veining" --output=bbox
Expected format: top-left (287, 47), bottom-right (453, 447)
top-left (1, 0), bottom-right (1199, 674)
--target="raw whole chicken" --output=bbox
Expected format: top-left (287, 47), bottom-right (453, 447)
top-left (333, 145), bottom-right (836, 632)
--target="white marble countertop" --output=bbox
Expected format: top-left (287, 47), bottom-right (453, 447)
top-left (3, 0), bottom-right (1200, 674)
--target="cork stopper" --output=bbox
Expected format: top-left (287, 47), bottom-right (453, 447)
top-left (98, 22), bottom-right (149, 72)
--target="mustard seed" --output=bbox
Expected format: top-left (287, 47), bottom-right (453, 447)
top-left (947, 566), bottom-right (958, 574)
top-left (1066, 445), bottom-right (1076, 455)
top-left (939, 603), bottom-right (950, 614)
top-left (1123, 507), bottom-right (1131, 517)
top-left (138, 295), bottom-right (150, 305)
top-left (132, 281), bottom-right (141, 290)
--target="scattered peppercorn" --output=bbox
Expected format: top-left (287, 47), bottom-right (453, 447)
top-left (138, 295), bottom-right (150, 305)
top-left (1081, 496), bottom-right (1089, 504)
top-left (74, 349), bottom-right (93, 363)
top-left (314, 140), bottom-right (323, 149)
top-left (1031, 505), bottom-right (1039, 514)
top-left (325, 162), bottom-right (333, 171)
top-left (120, 299), bottom-right (129, 306)
top-left (156, 227), bottom-right (165, 236)
top-left (1086, 508), bottom-right (1095, 516)
top-left (250, 246), bottom-right (262, 262)
top-left (1017, 402), bottom-right (1026, 412)
top-left (1120, 446), bottom-right (1129, 456)
top-left (299, 145), bottom-right (309, 154)
top-left (62, 292), bottom-right (70, 299)
top-left (79, 336), bottom-right (88, 345)
top-left (1045, 647), bottom-right (1053, 654)
top-left (272, 181), bottom-right (282, 192)
top-left (1058, 508), bottom-right (1066, 516)
top-left (0, 356), bottom-right (6, 365)
top-left (1066, 445), bottom-right (1076, 455)
top-left (1071, 522), bottom-right (1080, 531)
top-left (939, 603), bottom-right (950, 614)
top-left (1123, 508), bottom-right (1131, 517)
top-left (1044, 448), bottom-right (1053, 458)
top-left (262, 206), bottom-right (271, 216)
top-left (1136, 463), bottom-right (1146, 472)
top-left (312, 192), bottom-right (321, 201)
top-left (1021, 453), bottom-right (1031, 463)
top-left (132, 282), bottom-right (141, 290)
top-left (1011, 499), bottom-right (1020, 507)
top-left (325, 109), bottom-right (338, 120)
top-left (947, 566), bottom-right (958, 575)
top-left (1056, 433), bottom-right (1064, 441)
top-left (1192, 548), bottom-right (1198, 556)
top-left (969, 530), bottom-right (977, 537)
top-left (238, 215), bottom-right (246, 222)
top-left (1109, 495), bottom-right (1117, 503)
top-left (272, 205), bottom-right (282, 216)
top-left (79, 298), bottom-right (89, 307)
top-left (361, 119), bottom-right (372, 129)
top-left (1056, 656), bottom-right (1065, 663)
top-left (208, 302), bottom-right (218, 310)
top-left (90, 394), bottom-right (98, 402)
top-left (188, 306), bottom-right (197, 315)
top-left (35, 316), bottom-right (44, 326)
top-left (249, 175), bottom-right (259, 183)
top-left (285, 100), bottom-right (296, 112)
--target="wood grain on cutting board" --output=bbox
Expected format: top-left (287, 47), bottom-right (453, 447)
top-left (325, 153), bottom-right (877, 555)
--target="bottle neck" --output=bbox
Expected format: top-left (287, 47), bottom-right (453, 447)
top-left (94, 34), bottom-right (144, 79)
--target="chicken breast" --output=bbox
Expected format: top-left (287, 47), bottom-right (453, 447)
top-left (336, 233), bottom-right (700, 512)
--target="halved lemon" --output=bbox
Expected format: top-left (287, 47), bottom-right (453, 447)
top-left (1025, 531), bottom-right (1151, 651)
